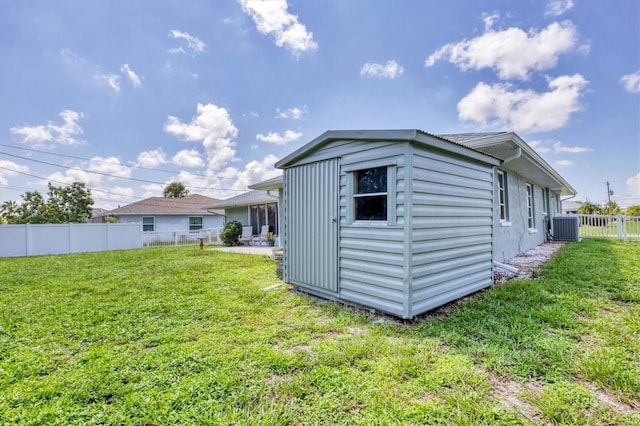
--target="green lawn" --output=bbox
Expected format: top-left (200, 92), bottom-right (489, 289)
top-left (1, 240), bottom-right (638, 425)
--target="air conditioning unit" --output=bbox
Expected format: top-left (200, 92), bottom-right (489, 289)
top-left (553, 215), bottom-right (579, 241)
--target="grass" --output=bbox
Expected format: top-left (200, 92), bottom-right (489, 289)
top-left (0, 240), bottom-right (638, 425)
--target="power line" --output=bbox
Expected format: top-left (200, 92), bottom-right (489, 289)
top-left (0, 142), bottom-right (235, 179)
top-left (0, 150), bottom-right (247, 192)
top-left (0, 166), bottom-right (145, 200)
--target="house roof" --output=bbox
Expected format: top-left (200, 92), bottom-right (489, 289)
top-left (107, 194), bottom-right (222, 216)
top-left (205, 190), bottom-right (278, 209)
top-left (272, 129), bottom-right (575, 197)
top-left (248, 175), bottom-right (283, 191)
top-left (440, 132), bottom-right (576, 196)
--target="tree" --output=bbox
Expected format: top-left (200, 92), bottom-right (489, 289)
top-left (0, 182), bottom-right (94, 224)
top-left (626, 205), bottom-right (640, 216)
top-left (577, 200), bottom-right (602, 215)
top-left (164, 182), bottom-right (189, 198)
top-left (602, 201), bottom-right (621, 216)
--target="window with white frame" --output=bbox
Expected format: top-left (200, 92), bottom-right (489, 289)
top-left (354, 166), bottom-right (388, 221)
top-left (142, 216), bottom-right (154, 232)
top-left (189, 216), bottom-right (203, 231)
top-left (526, 183), bottom-right (535, 229)
top-left (541, 188), bottom-right (549, 215)
top-left (497, 170), bottom-right (509, 221)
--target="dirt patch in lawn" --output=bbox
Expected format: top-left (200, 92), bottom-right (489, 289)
top-left (489, 373), bottom-right (546, 424)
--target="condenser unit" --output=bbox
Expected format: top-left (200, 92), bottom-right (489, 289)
top-left (553, 215), bottom-right (579, 241)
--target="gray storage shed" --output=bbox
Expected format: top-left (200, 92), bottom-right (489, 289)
top-left (275, 129), bottom-right (501, 319)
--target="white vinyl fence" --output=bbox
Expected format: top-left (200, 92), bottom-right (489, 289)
top-left (575, 214), bottom-right (640, 242)
top-left (142, 227), bottom-right (222, 247)
top-left (0, 223), bottom-right (143, 258)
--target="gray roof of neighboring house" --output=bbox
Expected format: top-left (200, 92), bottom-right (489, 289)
top-left (206, 190), bottom-right (278, 209)
top-left (107, 194), bottom-right (222, 216)
top-left (248, 175), bottom-right (283, 190)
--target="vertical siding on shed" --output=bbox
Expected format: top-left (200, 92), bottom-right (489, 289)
top-left (409, 148), bottom-right (494, 316)
top-left (284, 158), bottom-right (339, 293)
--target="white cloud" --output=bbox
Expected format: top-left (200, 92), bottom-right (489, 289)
top-left (163, 103), bottom-right (238, 171)
top-left (238, 0), bottom-right (318, 55)
top-left (545, 0), bottom-right (574, 17)
top-left (457, 74), bottom-right (588, 133)
top-left (256, 130), bottom-right (302, 145)
top-left (276, 106), bottom-right (306, 119)
top-left (620, 71), bottom-right (640, 94)
top-left (94, 73), bottom-right (121, 91)
top-left (87, 156), bottom-right (131, 180)
top-left (227, 154), bottom-right (281, 192)
top-left (360, 60), bottom-right (404, 79)
top-left (135, 149), bottom-right (167, 168)
top-left (0, 160), bottom-right (29, 186)
top-left (552, 141), bottom-right (593, 153)
top-left (10, 110), bottom-right (85, 146)
top-left (172, 150), bottom-right (205, 167)
top-left (625, 173), bottom-right (640, 205)
top-left (46, 169), bottom-right (103, 188)
top-left (527, 140), bottom-right (552, 153)
top-left (120, 64), bottom-right (141, 88)
top-left (425, 19), bottom-right (578, 80)
top-left (552, 159), bottom-right (574, 168)
top-left (169, 30), bottom-right (206, 54)
top-left (141, 183), bottom-right (165, 199)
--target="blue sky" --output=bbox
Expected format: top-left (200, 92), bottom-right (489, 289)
top-left (1, 0), bottom-right (638, 210)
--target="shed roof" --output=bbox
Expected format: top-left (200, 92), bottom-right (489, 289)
top-left (275, 129), bottom-right (501, 169)
top-left (205, 190), bottom-right (278, 209)
top-left (107, 194), bottom-right (221, 216)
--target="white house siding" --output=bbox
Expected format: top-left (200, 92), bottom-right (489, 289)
top-left (224, 207), bottom-right (249, 226)
top-left (493, 171), bottom-right (548, 262)
top-left (408, 148), bottom-right (494, 317)
top-left (118, 215), bottom-right (223, 232)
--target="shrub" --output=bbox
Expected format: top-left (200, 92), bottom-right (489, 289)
top-left (220, 220), bottom-right (242, 246)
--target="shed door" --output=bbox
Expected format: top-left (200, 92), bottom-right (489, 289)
top-left (285, 158), bottom-right (339, 293)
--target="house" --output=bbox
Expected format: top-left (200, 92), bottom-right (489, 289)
top-left (266, 129), bottom-right (575, 319)
top-left (106, 194), bottom-right (224, 233)
top-left (562, 200), bottom-right (582, 214)
top-left (205, 188), bottom-right (280, 236)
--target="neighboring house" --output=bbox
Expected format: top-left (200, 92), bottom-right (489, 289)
top-left (106, 194), bottom-right (224, 233)
top-left (562, 200), bottom-right (582, 214)
top-left (87, 208), bottom-right (109, 223)
top-left (205, 189), bottom-right (279, 236)
top-left (263, 129), bottom-right (575, 319)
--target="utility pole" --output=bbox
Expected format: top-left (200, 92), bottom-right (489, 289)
top-left (606, 181), bottom-right (612, 204)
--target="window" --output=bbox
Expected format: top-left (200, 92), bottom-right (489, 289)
top-left (497, 170), bottom-right (509, 221)
top-left (189, 216), bottom-right (203, 231)
top-left (354, 166), bottom-right (387, 221)
top-left (541, 188), bottom-right (549, 215)
top-left (250, 203), bottom-right (278, 234)
top-left (526, 183), bottom-right (535, 229)
top-left (142, 216), bottom-right (154, 232)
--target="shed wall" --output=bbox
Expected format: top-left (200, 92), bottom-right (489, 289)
top-left (409, 147), bottom-right (495, 316)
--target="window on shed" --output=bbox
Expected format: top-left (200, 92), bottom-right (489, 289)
top-left (354, 166), bottom-right (387, 221)
top-left (189, 216), bottom-right (203, 231)
top-left (497, 170), bottom-right (508, 221)
top-left (526, 183), bottom-right (535, 229)
top-left (142, 216), bottom-right (154, 232)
